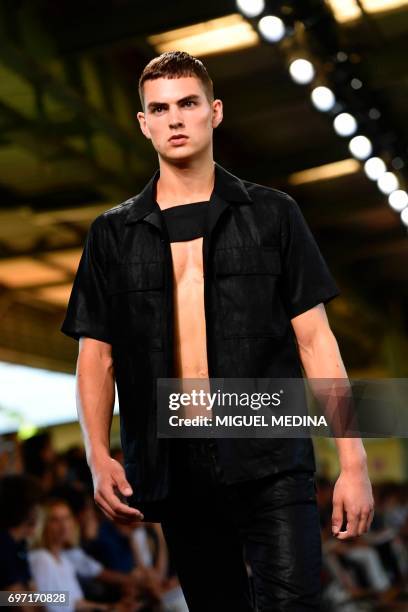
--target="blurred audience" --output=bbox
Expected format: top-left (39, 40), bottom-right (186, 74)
top-left (317, 477), bottom-right (408, 610)
top-left (0, 430), bottom-right (407, 611)
top-left (28, 498), bottom-right (111, 612)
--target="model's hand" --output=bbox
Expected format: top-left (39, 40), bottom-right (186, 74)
top-left (331, 463), bottom-right (374, 539)
top-left (91, 455), bottom-right (144, 523)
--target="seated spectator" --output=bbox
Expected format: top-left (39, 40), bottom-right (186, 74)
top-left (28, 498), bottom-right (112, 612)
top-left (83, 512), bottom-right (163, 607)
top-left (30, 497), bottom-right (162, 611)
top-left (0, 474), bottom-right (43, 591)
top-left (84, 515), bottom-right (136, 573)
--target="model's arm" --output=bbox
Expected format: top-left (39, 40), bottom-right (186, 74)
top-left (291, 303), bottom-right (374, 540)
top-left (76, 337), bottom-right (144, 523)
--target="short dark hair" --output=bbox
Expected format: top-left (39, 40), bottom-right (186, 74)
top-left (0, 474), bottom-right (43, 529)
top-left (138, 50), bottom-right (214, 110)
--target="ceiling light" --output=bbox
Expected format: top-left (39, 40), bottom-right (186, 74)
top-left (364, 157), bottom-right (386, 181)
top-left (310, 86), bottom-right (336, 112)
top-left (288, 159), bottom-right (360, 185)
top-left (148, 14), bottom-right (259, 57)
top-left (363, 0), bottom-right (408, 14)
top-left (391, 157), bottom-right (404, 170)
top-left (350, 78), bottom-right (363, 90)
top-left (327, 0), bottom-right (406, 23)
top-left (289, 59), bottom-right (315, 85)
top-left (236, 0), bottom-right (265, 18)
top-left (333, 112), bottom-right (358, 136)
top-left (401, 207), bottom-right (408, 227)
top-left (368, 108), bottom-right (381, 120)
top-left (258, 15), bottom-right (286, 42)
top-left (348, 135), bottom-right (372, 160)
top-left (388, 190), bottom-right (408, 212)
top-left (377, 172), bottom-right (399, 195)
top-left (326, 0), bottom-right (362, 23)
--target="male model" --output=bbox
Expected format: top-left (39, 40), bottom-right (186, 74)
top-left (61, 51), bottom-right (374, 611)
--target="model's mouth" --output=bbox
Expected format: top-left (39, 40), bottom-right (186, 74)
top-left (169, 134), bottom-right (188, 141)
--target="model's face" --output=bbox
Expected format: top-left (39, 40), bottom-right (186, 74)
top-left (137, 76), bottom-right (223, 162)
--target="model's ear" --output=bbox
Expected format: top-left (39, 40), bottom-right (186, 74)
top-left (137, 111), bottom-right (151, 139)
top-left (212, 99), bottom-right (223, 129)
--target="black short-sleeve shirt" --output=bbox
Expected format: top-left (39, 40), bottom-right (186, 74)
top-left (279, 193), bottom-right (340, 319)
top-left (61, 216), bottom-right (111, 343)
top-left (59, 161), bottom-right (341, 509)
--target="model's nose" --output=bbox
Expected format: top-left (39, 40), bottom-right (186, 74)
top-left (168, 108), bottom-right (184, 129)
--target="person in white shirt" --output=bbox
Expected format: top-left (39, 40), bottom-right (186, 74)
top-left (28, 499), bottom-right (115, 612)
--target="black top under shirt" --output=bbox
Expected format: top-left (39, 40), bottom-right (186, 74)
top-left (159, 201), bottom-right (210, 242)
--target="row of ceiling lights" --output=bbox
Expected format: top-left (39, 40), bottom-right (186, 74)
top-left (236, 0), bottom-right (408, 230)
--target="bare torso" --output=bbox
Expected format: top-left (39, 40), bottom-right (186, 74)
top-left (170, 237), bottom-right (209, 379)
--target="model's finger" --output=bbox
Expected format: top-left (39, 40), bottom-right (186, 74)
top-left (107, 494), bottom-right (143, 519)
top-left (336, 510), bottom-right (360, 539)
top-left (367, 507), bottom-right (375, 531)
top-left (113, 472), bottom-right (133, 497)
top-left (98, 497), bottom-right (142, 525)
top-left (94, 494), bottom-right (118, 522)
top-left (357, 507), bottom-right (371, 535)
top-left (331, 499), bottom-right (344, 535)
top-left (101, 487), bottom-right (144, 519)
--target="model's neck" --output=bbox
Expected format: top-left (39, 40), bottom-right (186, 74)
top-left (156, 157), bottom-right (215, 207)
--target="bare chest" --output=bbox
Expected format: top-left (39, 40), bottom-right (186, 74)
top-left (170, 237), bottom-right (204, 286)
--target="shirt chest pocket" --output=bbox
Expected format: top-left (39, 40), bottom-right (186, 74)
top-left (107, 262), bottom-right (164, 350)
top-left (214, 247), bottom-right (287, 338)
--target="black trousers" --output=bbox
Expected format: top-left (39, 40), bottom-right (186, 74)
top-left (160, 439), bottom-right (322, 611)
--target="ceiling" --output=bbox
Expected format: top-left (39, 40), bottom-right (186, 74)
top-left (0, 0), bottom-right (407, 377)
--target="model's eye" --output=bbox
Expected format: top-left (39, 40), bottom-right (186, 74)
top-left (183, 100), bottom-right (195, 107)
top-left (153, 106), bottom-right (164, 113)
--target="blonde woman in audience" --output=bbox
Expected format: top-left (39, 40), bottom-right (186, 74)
top-left (28, 498), bottom-right (140, 612)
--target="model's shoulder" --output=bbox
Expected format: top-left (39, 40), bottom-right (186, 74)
top-left (102, 195), bottom-right (138, 219)
top-left (87, 195), bottom-right (138, 231)
top-left (243, 179), bottom-right (296, 211)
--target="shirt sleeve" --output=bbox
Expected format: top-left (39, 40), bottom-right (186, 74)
top-left (60, 215), bottom-right (112, 344)
top-left (62, 548), bottom-right (103, 579)
top-left (279, 194), bottom-right (340, 319)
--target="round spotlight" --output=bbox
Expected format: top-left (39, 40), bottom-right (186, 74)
top-left (364, 157), bottom-right (386, 181)
top-left (368, 108), bottom-right (381, 120)
top-left (388, 190), bottom-right (408, 212)
top-left (289, 59), bottom-right (315, 85)
top-left (401, 207), bottom-right (408, 227)
top-left (348, 135), bottom-right (372, 160)
top-left (310, 86), bottom-right (335, 112)
top-left (236, 0), bottom-right (265, 17)
top-left (350, 78), bottom-right (363, 90)
top-left (391, 157), bottom-right (404, 170)
top-left (377, 172), bottom-right (399, 195)
top-left (258, 15), bottom-right (285, 42)
top-left (333, 112), bottom-right (357, 137)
